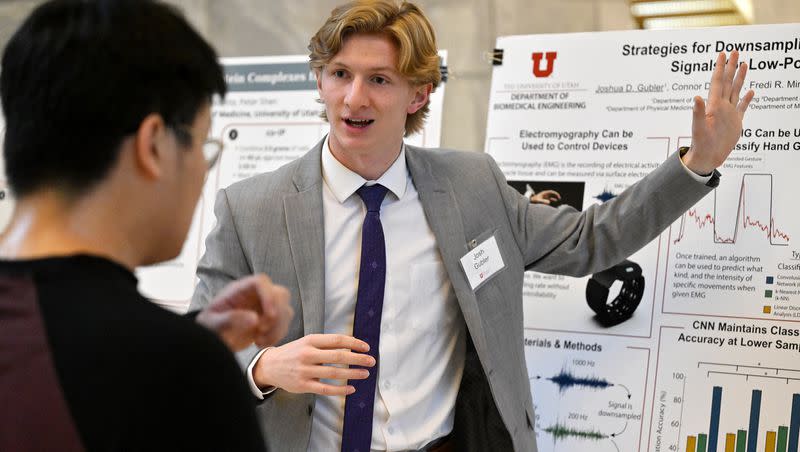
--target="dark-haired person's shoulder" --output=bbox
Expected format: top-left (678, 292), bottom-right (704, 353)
top-left (101, 299), bottom-right (267, 451)
top-left (25, 256), bottom-right (265, 451)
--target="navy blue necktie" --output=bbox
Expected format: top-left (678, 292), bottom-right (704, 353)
top-left (341, 183), bottom-right (389, 452)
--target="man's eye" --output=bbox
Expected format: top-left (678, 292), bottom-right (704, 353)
top-left (373, 76), bottom-right (387, 85)
top-left (333, 70), bottom-right (346, 78)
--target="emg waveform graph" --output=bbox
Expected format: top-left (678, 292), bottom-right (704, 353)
top-left (535, 367), bottom-right (615, 393)
top-left (594, 188), bottom-right (620, 203)
top-left (673, 173), bottom-right (790, 246)
top-left (544, 421), bottom-right (608, 442)
top-left (540, 418), bottom-right (630, 451)
top-left (525, 337), bottom-right (649, 452)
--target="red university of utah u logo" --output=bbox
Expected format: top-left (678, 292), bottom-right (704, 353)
top-left (531, 51), bottom-right (557, 77)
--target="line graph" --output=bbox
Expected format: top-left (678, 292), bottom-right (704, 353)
top-left (673, 173), bottom-right (789, 246)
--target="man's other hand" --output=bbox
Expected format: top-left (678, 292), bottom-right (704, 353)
top-left (253, 334), bottom-right (375, 396)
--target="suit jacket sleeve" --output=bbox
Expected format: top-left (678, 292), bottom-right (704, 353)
top-left (190, 188), bottom-right (263, 368)
top-left (486, 150), bottom-right (714, 277)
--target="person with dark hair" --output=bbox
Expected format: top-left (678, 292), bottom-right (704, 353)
top-left (191, 1), bottom-right (753, 451)
top-left (0, 0), bottom-right (292, 451)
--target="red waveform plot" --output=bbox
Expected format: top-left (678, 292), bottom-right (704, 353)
top-left (673, 174), bottom-right (790, 246)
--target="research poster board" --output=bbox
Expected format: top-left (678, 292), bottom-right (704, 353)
top-left (137, 54), bottom-right (447, 312)
top-left (486, 24), bottom-right (800, 452)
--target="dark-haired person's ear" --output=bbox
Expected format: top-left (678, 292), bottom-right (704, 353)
top-left (133, 113), bottom-right (169, 181)
top-left (407, 83), bottom-right (431, 114)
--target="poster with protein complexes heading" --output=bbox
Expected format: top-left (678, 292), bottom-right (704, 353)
top-left (486, 24), bottom-right (800, 452)
top-left (136, 53), bottom-right (447, 312)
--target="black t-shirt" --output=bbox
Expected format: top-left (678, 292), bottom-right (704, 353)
top-left (0, 255), bottom-right (266, 452)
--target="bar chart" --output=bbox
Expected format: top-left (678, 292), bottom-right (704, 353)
top-left (683, 387), bottom-right (800, 452)
top-left (649, 323), bottom-right (800, 452)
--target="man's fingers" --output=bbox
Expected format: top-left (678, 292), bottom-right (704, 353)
top-left (314, 365), bottom-right (370, 381)
top-left (707, 52), bottom-right (726, 101)
top-left (306, 333), bottom-right (370, 352)
top-left (692, 95), bottom-right (706, 125)
top-left (738, 89), bottom-right (755, 115)
top-left (314, 348), bottom-right (376, 367)
top-left (730, 61), bottom-right (747, 103)
top-left (305, 381), bottom-right (356, 396)
top-left (721, 50), bottom-right (739, 101)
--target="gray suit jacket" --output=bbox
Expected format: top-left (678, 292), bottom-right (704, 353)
top-left (191, 139), bottom-right (712, 451)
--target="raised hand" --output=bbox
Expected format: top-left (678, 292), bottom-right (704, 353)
top-left (683, 51), bottom-right (755, 175)
top-left (252, 334), bottom-right (375, 396)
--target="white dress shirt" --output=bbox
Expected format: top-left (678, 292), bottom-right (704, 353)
top-left (249, 136), bottom-right (466, 452)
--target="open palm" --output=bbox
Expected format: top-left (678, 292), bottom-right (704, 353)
top-left (684, 51), bottom-right (755, 175)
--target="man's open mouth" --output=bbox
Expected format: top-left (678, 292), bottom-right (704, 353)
top-left (344, 118), bottom-right (374, 128)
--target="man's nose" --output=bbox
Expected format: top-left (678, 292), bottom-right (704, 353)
top-left (344, 77), bottom-right (369, 110)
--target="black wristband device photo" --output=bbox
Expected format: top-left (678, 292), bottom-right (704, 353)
top-left (585, 259), bottom-right (645, 326)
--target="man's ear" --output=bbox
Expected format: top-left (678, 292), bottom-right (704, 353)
top-left (133, 114), bottom-right (169, 181)
top-left (315, 69), bottom-right (323, 94)
top-left (408, 83), bottom-right (432, 114)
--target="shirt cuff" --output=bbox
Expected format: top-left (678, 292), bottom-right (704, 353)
top-left (247, 347), bottom-right (277, 400)
top-left (678, 147), bottom-right (713, 184)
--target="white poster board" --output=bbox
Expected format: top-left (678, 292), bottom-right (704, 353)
top-left (137, 53), bottom-right (447, 312)
top-left (487, 24), bottom-right (800, 452)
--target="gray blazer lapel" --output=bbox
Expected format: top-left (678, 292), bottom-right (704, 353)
top-left (405, 146), bottom-right (484, 339)
top-left (284, 142), bottom-right (326, 335)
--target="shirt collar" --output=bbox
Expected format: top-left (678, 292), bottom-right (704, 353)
top-left (321, 134), bottom-right (408, 204)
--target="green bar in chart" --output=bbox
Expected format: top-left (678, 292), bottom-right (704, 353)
top-left (698, 434), bottom-right (708, 452)
top-left (737, 430), bottom-right (748, 452)
top-left (776, 426), bottom-right (788, 452)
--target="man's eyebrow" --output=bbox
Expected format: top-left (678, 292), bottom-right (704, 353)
top-left (328, 61), bottom-right (397, 73)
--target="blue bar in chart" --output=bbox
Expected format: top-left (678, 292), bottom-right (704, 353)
top-left (789, 394), bottom-right (800, 452)
top-left (708, 386), bottom-right (722, 452)
top-left (748, 390), bottom-right (762, 452)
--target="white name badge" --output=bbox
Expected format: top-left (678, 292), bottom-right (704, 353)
top-left (459, 235), bottom-right (506, 291)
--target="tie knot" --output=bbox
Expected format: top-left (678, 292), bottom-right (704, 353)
top-left (356, 184), bottom-right (388, 212)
